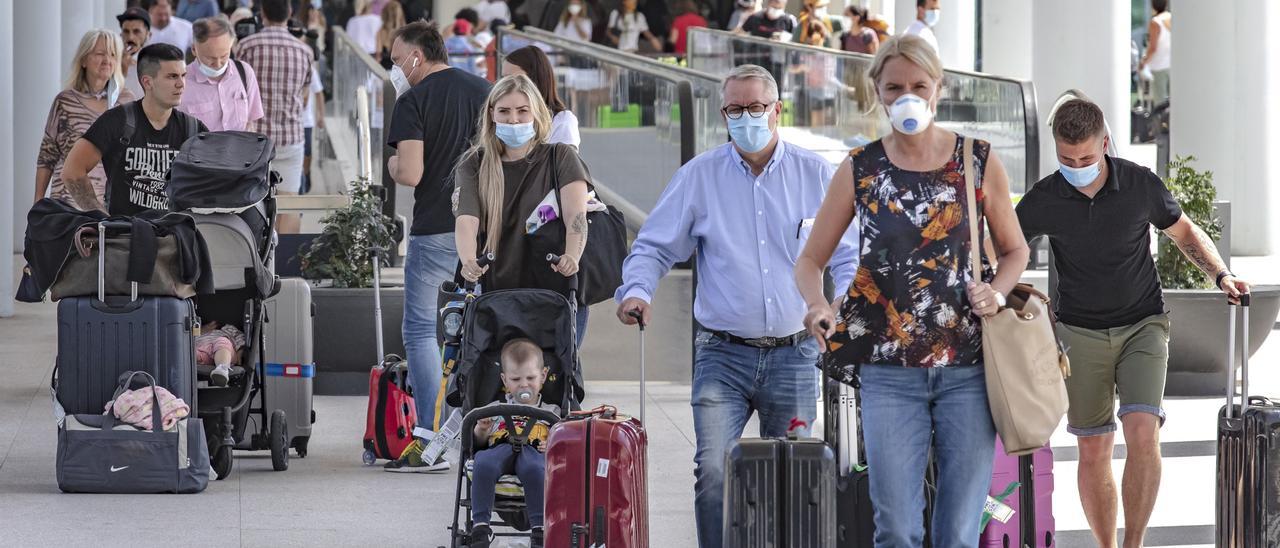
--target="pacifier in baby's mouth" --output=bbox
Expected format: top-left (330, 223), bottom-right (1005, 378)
top-left (515, 390), bottom-right (536, 404)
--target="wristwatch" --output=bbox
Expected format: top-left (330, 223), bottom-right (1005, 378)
top-left (993, 291), bottom-right (1006, 308)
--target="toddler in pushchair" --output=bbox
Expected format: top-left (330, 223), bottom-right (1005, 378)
top-left (445, 287), bottom-right (585, 548)
top-left (195, 320), bottom-right (246, 386)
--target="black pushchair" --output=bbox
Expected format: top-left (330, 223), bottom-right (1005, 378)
top-left (442, 274), bottom-right (585, 547)
top-left (166, 131), bottom-right (290, 479)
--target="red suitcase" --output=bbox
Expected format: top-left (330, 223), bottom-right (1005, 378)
top-left (362, 355), bottom-right (418, 463)
top-left (544, 311), bottom-right (650, 548)
top-left (359, 248), bottom-right (418, 465)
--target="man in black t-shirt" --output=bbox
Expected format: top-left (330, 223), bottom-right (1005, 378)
top-left (63, 43), bottom-right (206, 215)
top-left (382, 21), bottom-right (491, 474)
top-left (1017, 99), bottom-right (1249, 548)
top-left (739, 0), bottom-right (798, 40)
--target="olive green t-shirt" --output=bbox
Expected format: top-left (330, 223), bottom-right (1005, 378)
top-left (452, 142), bottom-right (591, 290)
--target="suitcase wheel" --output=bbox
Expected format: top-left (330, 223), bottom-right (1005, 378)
top-left (270, 410), bottom-right (290, 472)
top-left (362, 449), bottom-right (376, 466)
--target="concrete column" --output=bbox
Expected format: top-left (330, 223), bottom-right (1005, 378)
top-left (933, 0), bottom-right (975, 71)
top-left (1, 1), bottom-right (15, 317)
top-left (62, 0), bottom-right (97, 74)
top-left (14, 1), bottom-right (62, 249)
top-left (99, 0), bottom-right (129, 30)
top-left (895, 0), bottom-right (915, 39)
top-left (1031, 0), bottom-right (1128, 179)
top-left (979, 0), bottom-right (1030, 78)
top-left (1171, 0), bottom-right (1278, 255)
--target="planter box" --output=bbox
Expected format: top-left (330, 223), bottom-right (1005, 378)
top-left (311, 283), bottom-right (405, 396)
top-left (1164, 285), bottom-right (1280, 396)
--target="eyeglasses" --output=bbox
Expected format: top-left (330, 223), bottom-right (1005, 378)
top-left (722, 102), bottom-right (775, 120)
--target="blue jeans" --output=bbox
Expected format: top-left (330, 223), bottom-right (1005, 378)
top-left (470, 443), bottom-right (546, 527)
top-left (859, 364), bottom-right (996, 548)
top-left (690, 331), bottom-right (820, 548)
top-left (403, 233), bottom-right (458, 438)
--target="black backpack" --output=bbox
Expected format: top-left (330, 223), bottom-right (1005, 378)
top-left (166, 131), bottom-right (276, 212)
top-left (118, 100), bottom-right (201, 147)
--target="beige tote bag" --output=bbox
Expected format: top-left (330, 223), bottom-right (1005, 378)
top-left (962, 137), bottom-right (1071, 456)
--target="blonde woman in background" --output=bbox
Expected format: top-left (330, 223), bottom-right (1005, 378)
top-left (35, 29), bottom-right (135, 207)
top-left (376, 0), bottom-right (406, 68)
top-left (452, 74), bottom-right (594, 347)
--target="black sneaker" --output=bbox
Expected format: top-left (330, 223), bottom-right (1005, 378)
top-left (531, 526), bottom-right (544, 548)
top-left (466, 523), bottom-right (494, 548)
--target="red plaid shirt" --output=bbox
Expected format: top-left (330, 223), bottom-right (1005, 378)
top-left (236, 27), bottom-right (312, 146)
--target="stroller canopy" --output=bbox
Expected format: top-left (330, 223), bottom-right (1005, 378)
top-left (449, 288), bottom-right (584, 412)
top-left (191, 212), bottom-right (274, 299)
top-left (167, 131), bottom-right (274, 213)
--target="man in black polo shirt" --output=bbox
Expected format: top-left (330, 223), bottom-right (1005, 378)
top-left (1017, 99), bottom-right (1250, 548)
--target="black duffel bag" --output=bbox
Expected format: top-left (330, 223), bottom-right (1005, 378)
top-left (55, 371), bottom-right (209, 494)
top-left (167, 131), bottom-right (274, 212)
top-left (525, 150), bottom-right (626, 306)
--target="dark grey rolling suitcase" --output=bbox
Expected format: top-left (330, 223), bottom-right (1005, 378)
top-left (1215, 294), bottom-right (1280, 547)
top-left (723, 435), bottom-right (838, 548)
top-left (55, 221), bottom-right (197, 416)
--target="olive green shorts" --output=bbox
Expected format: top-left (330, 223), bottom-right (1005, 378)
top-left (1056, 313), bottom-right (1171, 437)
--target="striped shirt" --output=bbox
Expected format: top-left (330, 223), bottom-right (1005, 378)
top-left (38, 88), bottom-right (137, 206)
top-left (236, 26), bottom-right (312, 146)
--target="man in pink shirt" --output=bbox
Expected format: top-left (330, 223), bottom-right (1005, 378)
top-left (180, 16), bottom-right (263, 132)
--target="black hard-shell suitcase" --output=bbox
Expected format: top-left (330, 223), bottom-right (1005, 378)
top-left (1216, 294), bottom-right (1280, 547)
top-left (723, 436), bottom-right (838, 548)
top-left (55, 221), bottom-right (197, 416)
top-left (824, 378), bottom-right (875, 547)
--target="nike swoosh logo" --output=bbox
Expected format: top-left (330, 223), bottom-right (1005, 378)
top-left (110, 465), bottom-right (129, 472)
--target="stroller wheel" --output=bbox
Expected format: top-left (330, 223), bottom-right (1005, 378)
top-left (362, 449), bottom-right (376, 466)
top-left (270, 410), bottom-right (289, 472)
top-left (212, 446), bottom-right (233, 480)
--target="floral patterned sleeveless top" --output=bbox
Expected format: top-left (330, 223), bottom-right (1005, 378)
top-left (831, 135), bottom-right (993, 369)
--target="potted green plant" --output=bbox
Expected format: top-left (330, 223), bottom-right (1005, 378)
top-left (298, 181), bottom-right (406, 395)
top-left (1159, 156), bottom-right (1279, 396)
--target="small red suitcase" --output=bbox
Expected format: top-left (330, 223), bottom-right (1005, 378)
top-left (362, 356), bottom-right (418, 464)
top-left (359, 247), bottom-right (418, 465)
top-left (544, 310), bottom-right (649, 548)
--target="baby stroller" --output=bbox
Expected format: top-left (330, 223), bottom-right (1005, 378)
top-left (444, 281), bottom-right (585, 548)
top-left (166, 131), bottom-right (290, 479)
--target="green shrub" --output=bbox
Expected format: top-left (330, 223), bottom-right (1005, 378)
top-left (1156, 156), bottom-right (1222, 290)
top-left (298, 181), bottom-right (397, 288)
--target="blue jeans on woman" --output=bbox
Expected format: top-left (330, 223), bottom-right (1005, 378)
top-left (859, 364), bottom-right (996, 548)
top-left (690, 330), bottom-right (820, 548)
top-left (403, 233), bottom-right (458, 439)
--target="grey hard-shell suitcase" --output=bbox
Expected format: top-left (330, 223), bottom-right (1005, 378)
top-left (54, 221), bottom-right (197, 416)
top-left (257, 277), bottom-right (315, 456)
top-left (723, 436), bottom-right (838, 548)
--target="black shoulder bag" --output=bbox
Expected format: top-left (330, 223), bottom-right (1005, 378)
top-left (525, 144), bottom-right (627, 306)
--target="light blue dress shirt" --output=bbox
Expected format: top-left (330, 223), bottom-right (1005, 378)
top-left (616, 140), bottom-right (860, 339)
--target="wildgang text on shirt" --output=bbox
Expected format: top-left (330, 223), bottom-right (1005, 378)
top-left (123, 143), bottom-right (180, 210)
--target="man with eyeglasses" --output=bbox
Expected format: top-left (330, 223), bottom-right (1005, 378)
top-left (615, 64), bottom-right (859, 548)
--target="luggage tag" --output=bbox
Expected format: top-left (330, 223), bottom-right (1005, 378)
top-left (980, 481), bottom-right (1019, 528)
top-left (423, 409), bottom-right (464, 464)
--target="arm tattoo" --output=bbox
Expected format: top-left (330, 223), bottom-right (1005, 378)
top-left (1174, 224), bottom-right (1227, 277)
top-left (66, 175), bottom-right (105, 212)
top-left (570, 211), bottom-right (588, 255)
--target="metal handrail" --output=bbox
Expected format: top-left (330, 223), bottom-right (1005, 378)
top-left (332, 27), bottom-right (389, 79)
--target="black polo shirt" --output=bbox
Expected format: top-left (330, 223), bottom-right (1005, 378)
top-left (1016, 155), bottom-right (1183, 330)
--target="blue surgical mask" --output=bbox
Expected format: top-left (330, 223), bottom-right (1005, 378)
top-left (727, 113), bottom-right (773, 154)
top-left (311, 0), bottom-right (322, 8)
top-left (198, 59), bottom-right (228, 79)
top-left (924, 8), bottom-right (941, 26)
top-left (495, 122), bottom-right (536, 148)
top-left (1058, 160), bottom-right (1102, 188)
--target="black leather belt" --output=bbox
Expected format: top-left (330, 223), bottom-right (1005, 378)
top-left (709, 329), bottom-right (808, 348)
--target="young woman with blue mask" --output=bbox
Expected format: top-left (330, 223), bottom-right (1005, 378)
top-left (452, 74), bottom-right (594, 347)
top-left (796, 34), bottom-right (1029, 547)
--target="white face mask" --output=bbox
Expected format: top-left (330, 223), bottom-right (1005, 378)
top-left (567, 4), bottom-right (582, 15)
top-left (390, 56), bottom-right (419, 97)
top-left (766, 7), bottom-right (785, 18)
top-left (924, 8), bottom-right (941, 26)
top-left (887, 93), bottom-right (934, 135)
top-left (198, 59), bottom-right (228, 79)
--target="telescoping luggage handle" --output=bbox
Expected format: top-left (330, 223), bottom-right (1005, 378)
top-left (97, 220), bottom-right (139, 303)
top-left (1225, 294), bottom-right (1252, 418)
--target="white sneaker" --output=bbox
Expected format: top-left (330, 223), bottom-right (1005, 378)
top-left (210, 364), bottom-right (230, 387)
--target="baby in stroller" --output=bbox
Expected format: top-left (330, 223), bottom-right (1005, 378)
top-left (467, 338), bottom-right (560, 548)
top-left (195, 320), bottom-right (246, 387)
